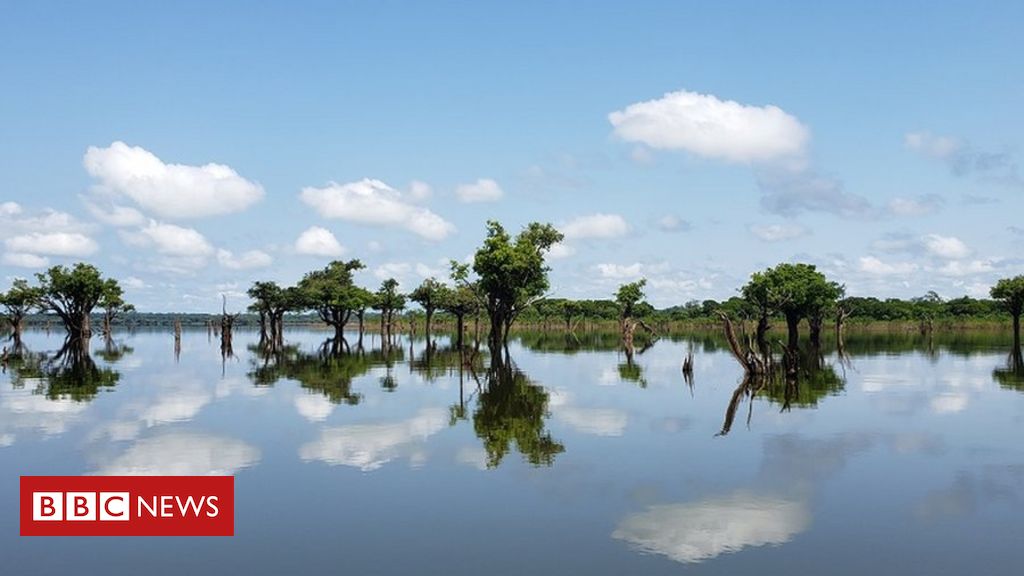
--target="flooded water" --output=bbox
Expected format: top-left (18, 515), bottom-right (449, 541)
top-left (3, 327), bottom-right (1024, 575)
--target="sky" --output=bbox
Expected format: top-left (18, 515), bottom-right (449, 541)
top-left (1, 0), bottom-right (1022, 312)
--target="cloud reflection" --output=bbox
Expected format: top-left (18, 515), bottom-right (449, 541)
top-left (97, 431), bottom-right (260, 475)
top-left (299, 407), bottom-right (447, 471)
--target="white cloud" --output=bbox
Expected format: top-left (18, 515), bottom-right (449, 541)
top-left (596, 262), bottom-right (645, 280)
top-left (905, 132), bottom-right (961, 159)
top-left (1, 202), bottom-right (23, 216)
top-left (97, 432), bottom-right (260, 476)
top-left (935, 259), bottom-right (995, 277)
top-left (749, 223), bottom-right (807, 242)
top-left (294, 394), bottom-right (335, 422)
top-left (547, 242), bottom-right (576, 260)
top-left (123, 276), bottom-right (148, 289)
top-left (217, 248), bottom-right (273, 270)
top-left (4, 232), bottom-right (98, 257)
top-left (294, 226), bottom-right (346, 257)
top-left (455, 178), bottom-right (504, 203)
top-left (609, 89), bottom-right (809, 164)
top-left (561, 213), bottom-right (630, 240)
top-left (657, 214), bottom-right (691, 232)
top-left (121, 220), bottom-right (214, 257)
top-left (83, 200), bottom-right (146, 227)
top-left (373, 262), bottom-right (412, 281)
top-left (923, 234), bottom-right (970, 259)
top-left (299, 408), bottom-right (447, 471)
top-left (549, 390), bottom-right (627, 437)
top-left (409, 180), bottom-right (433, 201)
top-left (83, 141), bottom-right (264, 218)
top-left (301, 178), bottom-right (455, 240)
top-left (613, 493), bottom-right (811, 564)
top-left (858, 256), bottom-right (918, 276)
top-left (887, 194), bottom-right (944, 217)
top-left (2, 252), bottom-right (49, 267)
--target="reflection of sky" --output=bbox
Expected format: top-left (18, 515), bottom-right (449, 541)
top-left (613, 493), bottom-right (811, 563)
top-left (1, 329), bottom-right (1024, 575)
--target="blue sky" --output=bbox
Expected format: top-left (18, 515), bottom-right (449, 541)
top-left (1, 1), bottom-right (1022, 311)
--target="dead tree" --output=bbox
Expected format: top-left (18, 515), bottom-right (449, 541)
top-left (219, 296), bottom-right (239, 359)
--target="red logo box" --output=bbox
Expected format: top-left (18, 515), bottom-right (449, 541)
top-left (20, 476), bottom-right (234, 536)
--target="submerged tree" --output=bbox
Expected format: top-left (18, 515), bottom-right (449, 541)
top-left (473, 220), bottom-right (562, 350)
top-left (247, 281), bottom-right (300, 345)
top-left (98, 278), bottom-right (134, 337)
top-left (742, 263), bottom-right (840, 357)
top-left (35, 263), bottom-right (122, 340)
top-left (1, 278), bottom-right (40, 348)
top-left (441, 262), bottom-right (480, 350)
top-left (991, 275), bottom-right (1024, 352)
top-left (296, 259), bottom-right (366, 340)
top-left (373, 278), bottom-right (406, 336)
top-left (409, 277), bottom-right (444, 336)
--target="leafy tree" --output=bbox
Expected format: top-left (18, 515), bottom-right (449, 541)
top-left (373, 278), bottom-right (406, 334)
top-left (409, 277), bottom-right (445, 334)
top-left (441, 261), bottom-right (480, 349)
top-left (295, 260), bottom-right (365, 339)
top-left (1, 278), bottom-right (41, 346)
top-left (98, 278), bottom-right (135, 336)
top-left (472, 220), bottom-right (563, 349)
top-left (35, 263), bottom-right (113, 340)
top-left (743, 263), bottom-right (839, 353)
top-left (247, 281), bottom-right (300, 343)
top-left (350, 286), bottom-right (376, 337)
top-left (991, 275), bottom-right (1024, 351)
top-left (615, 279), bottom-right (647, 321)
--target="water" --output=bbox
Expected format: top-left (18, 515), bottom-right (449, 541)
top-left (3, 327), bottom-right (1024, 575)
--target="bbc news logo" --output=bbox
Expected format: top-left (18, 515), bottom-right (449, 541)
top-left (20, 476), bottom-right (234, 536)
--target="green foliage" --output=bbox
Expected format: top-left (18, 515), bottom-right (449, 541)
top-left (472, 220), bottom-right (563, 343)
top-left (35, 263), bottom-right (118, 336)
top-left (615, 279), bottom-right (647, 319)
top-left (373, 278), bottom-right (406, 314)
top-left (991, 275), bottom-right (1024, 315)
top-left (295, 259), bottom-right (366, 331)
top-left (409, 277), bottom-right (444, 319)
top-left (1, 278), bottom-right (41, 330)
top-left (473, 363), bottom-right (563, 467)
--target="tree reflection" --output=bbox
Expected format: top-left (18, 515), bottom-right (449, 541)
top-left (718, 362), bottom-right (845, 436)
top-left (3, 338), bottom-right (120, 402)
top-left (992, 348), bottom-right (1024, 391)
top-left (247, 338), bottom-right (392, 405)
top-left (471, 353), bottom-right (563, 467)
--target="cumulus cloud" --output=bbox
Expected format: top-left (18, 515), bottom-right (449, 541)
top-left (609, 89), bottom-right (809, 164)
top-left (455, 178), bottom-right (504, 203)
top-left (547, 242), bottom-right (576, 260)
top-left (887, 194), bottom-right (944, 217)
top-left (595, 262), bottom-right (645, 280)
top-left (613, 493), bottom-right (811, 564)
top-left (561, 213), bottom-right (630, 240)
top-left (5, 232), bottom-right (97, 257)
top-left (301, 178), bottom-right (455, 240)
top-left (922, 234), bottom-right (970, 260)
top-left (217, 248), bottom-right (273, 270)
top-left (121, 220), bottom-right (214, 256)
top-left (409, 180), bottom-right (433, 201)
top-left (83, 141), bottom-right (264, 218)
top-left (294, 226), bottom-right (346, 257)
top-left (2, 252), bottom-right (50, 267)
top-left (858, 256), bottom-right (918, 276)
top-left (657, 214), bottom-right (691, 233)
top-left (83, 200), bottom-right (146, 227)
top-left (749, 223), bottom-right (807, 242)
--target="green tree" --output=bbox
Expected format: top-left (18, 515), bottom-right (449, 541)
top-left (98, 278), bottom-right (135, 337)
top-left (295, 260), bottom-right (365, 340)
top-left (409, 277), bottom-right (445, 335)
top-left (615, 279), bottom-right (647, 322)
top-left (35, 263), bottom-right (112, 340)
top-left (441, 261), bottom-right (480, 350)
top-left (373, 278), bottom-right (406, 335)
top-left (472, 362), bottom-right (563, 467)
top-left (991, 275), bottom-right (1024, 351)
top-left (247, 281), bottom-right (299, 343)
top-left (743, 263), bottom-right (839, 353)
top-left (472, 220), bottom-right (563, 349)
top-left (1, 278), bottom-right (41, 346)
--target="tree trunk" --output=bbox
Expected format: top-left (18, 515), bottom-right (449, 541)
top-left (809, 315), bottom-right (822, 349)
top-left (1014, 312), bottom-right (1021, 352)
top-left (785, 313), bottom-right (800, 354)
top-left (425, 309), bottom-right (433, 337)
top-left (455, 313), bottom-right (464, 350)
top-left (755, 315), bottom-right (769, 358)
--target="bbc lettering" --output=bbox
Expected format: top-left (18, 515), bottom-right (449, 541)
top-left (21, 476), bottom-right (234, 536)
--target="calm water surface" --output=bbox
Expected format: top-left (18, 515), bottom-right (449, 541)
top-left (3, 328), bottom-right (1024, 575)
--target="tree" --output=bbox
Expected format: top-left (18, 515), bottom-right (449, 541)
top-left (248, 281), bottom-right (301, 344)
top-left (472, 220), bottom-right (563, 349)
top-left (441, 261), bottom-right (480, 350)
top-left (98, 278), bottom-right (135, 337)
top-left (35, 263), bottom-right (112, 340)
top-left (409, 277), bottom-right (445, 335)
top-left (743, 263), bottom-right (838, 354)
top-left (295, 260), bottom-right (365, 340)
top-left (615, 279), bottom-right (647, 322)
top-left (350, 286), bottom-right (376, 339)
top-left (373, 278), bottom-right (406, 336)
top-left (991, 276), bottom-right (1024, 351)
top-left (1, 278), bottom-right (40, 346)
